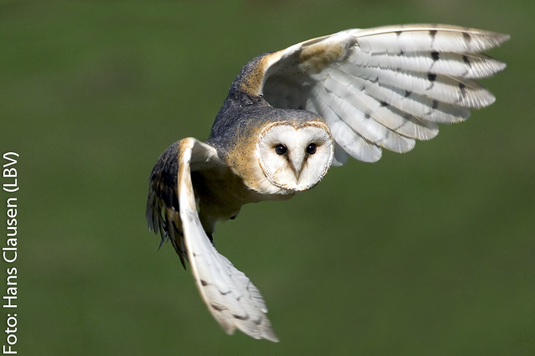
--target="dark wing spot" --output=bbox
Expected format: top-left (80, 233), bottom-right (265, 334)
top-left (429, 30), bottom-right (437, 39)
top-left (380, 101), bottom-right (389, 107)
top-left (432, 100), bottom-right (439, 109)
top-left (404, 90), bottom-right (412, 98)
top-left (459, 82), bottom-right (467, 99)
top-left (431, 51), bottom-right (440, 61)
top-left (211, 303), bottom-right (226, 312)
top-left (427, 73), bottom-right (437, 82)
top-left (233, 314), bottom-right (250, 321)
top-left (463, 31), bottom-right (472, 44)
top-left (462, 55), bottom-right (471, 66)
top-left (201, 279), bottom-right (209, 286)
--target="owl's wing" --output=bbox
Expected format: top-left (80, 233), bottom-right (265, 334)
top-left (243, 24), bottom-right (509, 164)
top-left (146, 138), bottom-right (278, 342)
top-left (146, 141), bottom-right (187, 265)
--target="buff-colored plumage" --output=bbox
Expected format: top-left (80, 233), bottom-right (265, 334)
top-left (146, 24), bottom-right (508, 341)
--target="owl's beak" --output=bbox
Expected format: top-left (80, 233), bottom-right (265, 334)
top-left (289, 151), bottom-right (306, 182)
top-left (290, 164), bottom-right (301, 181)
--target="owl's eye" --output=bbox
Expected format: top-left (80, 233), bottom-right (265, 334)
top-left (274, 144), bottom-right (287, 155)
top-left (306, 143), bottom-right (317, 155)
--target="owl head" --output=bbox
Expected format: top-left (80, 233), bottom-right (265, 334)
top-left (257, 114), bottom-right (333, 192)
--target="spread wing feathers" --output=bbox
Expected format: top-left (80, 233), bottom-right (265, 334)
top-left (258, 24), bottom-right (509, 163)
top-left (146, 141), bottom-right (188, 266)
top-left (146, 138), bottom-right (225, 263)
top-left (176, 138), bottom-right (279, 342)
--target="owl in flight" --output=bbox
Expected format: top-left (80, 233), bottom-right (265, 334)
top-left (146, 24), bottom-right (508, 342)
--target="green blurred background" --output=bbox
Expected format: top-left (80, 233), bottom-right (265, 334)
top-left (1, 0), bottom-right (534, 354)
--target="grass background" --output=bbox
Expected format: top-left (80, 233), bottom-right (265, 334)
top-left (1, 0), bottom-right (534, 354)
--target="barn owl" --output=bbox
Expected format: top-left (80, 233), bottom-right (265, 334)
top-left (146, 24), bottom-right (508, 342)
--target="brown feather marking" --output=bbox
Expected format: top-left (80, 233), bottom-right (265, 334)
top-left (299, 41), bottom-right (345, 73)
top-left (240, 54), bottom-right (274, 97)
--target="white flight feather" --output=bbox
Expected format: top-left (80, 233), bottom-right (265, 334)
top-left (321, 69), bottom-right (440, 140)
top-left (349, 25), bottom-right (509, 53)
top-left (320, 77), bottom-right (415, 152)
top-left (309, 89), bottom-right (382, 162)
top-left (177, 138), bottom-right (278, 342)
top-left (350, 51), bottom-right (506, 79)
top-left (340, 63), bottom-right (495, 108)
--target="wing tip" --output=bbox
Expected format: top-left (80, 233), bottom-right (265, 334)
top-left (262, 330), bottom-right (280, 343)
top-left (219, 317), bottom-right (279, 342)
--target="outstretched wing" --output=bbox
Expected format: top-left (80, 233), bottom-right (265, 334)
top-left (146, 139), bottom-right (227, 264)
top-left (237, 24), bottom-right (509, 164)
top-left (146, 138), bottom-right (278, 342)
